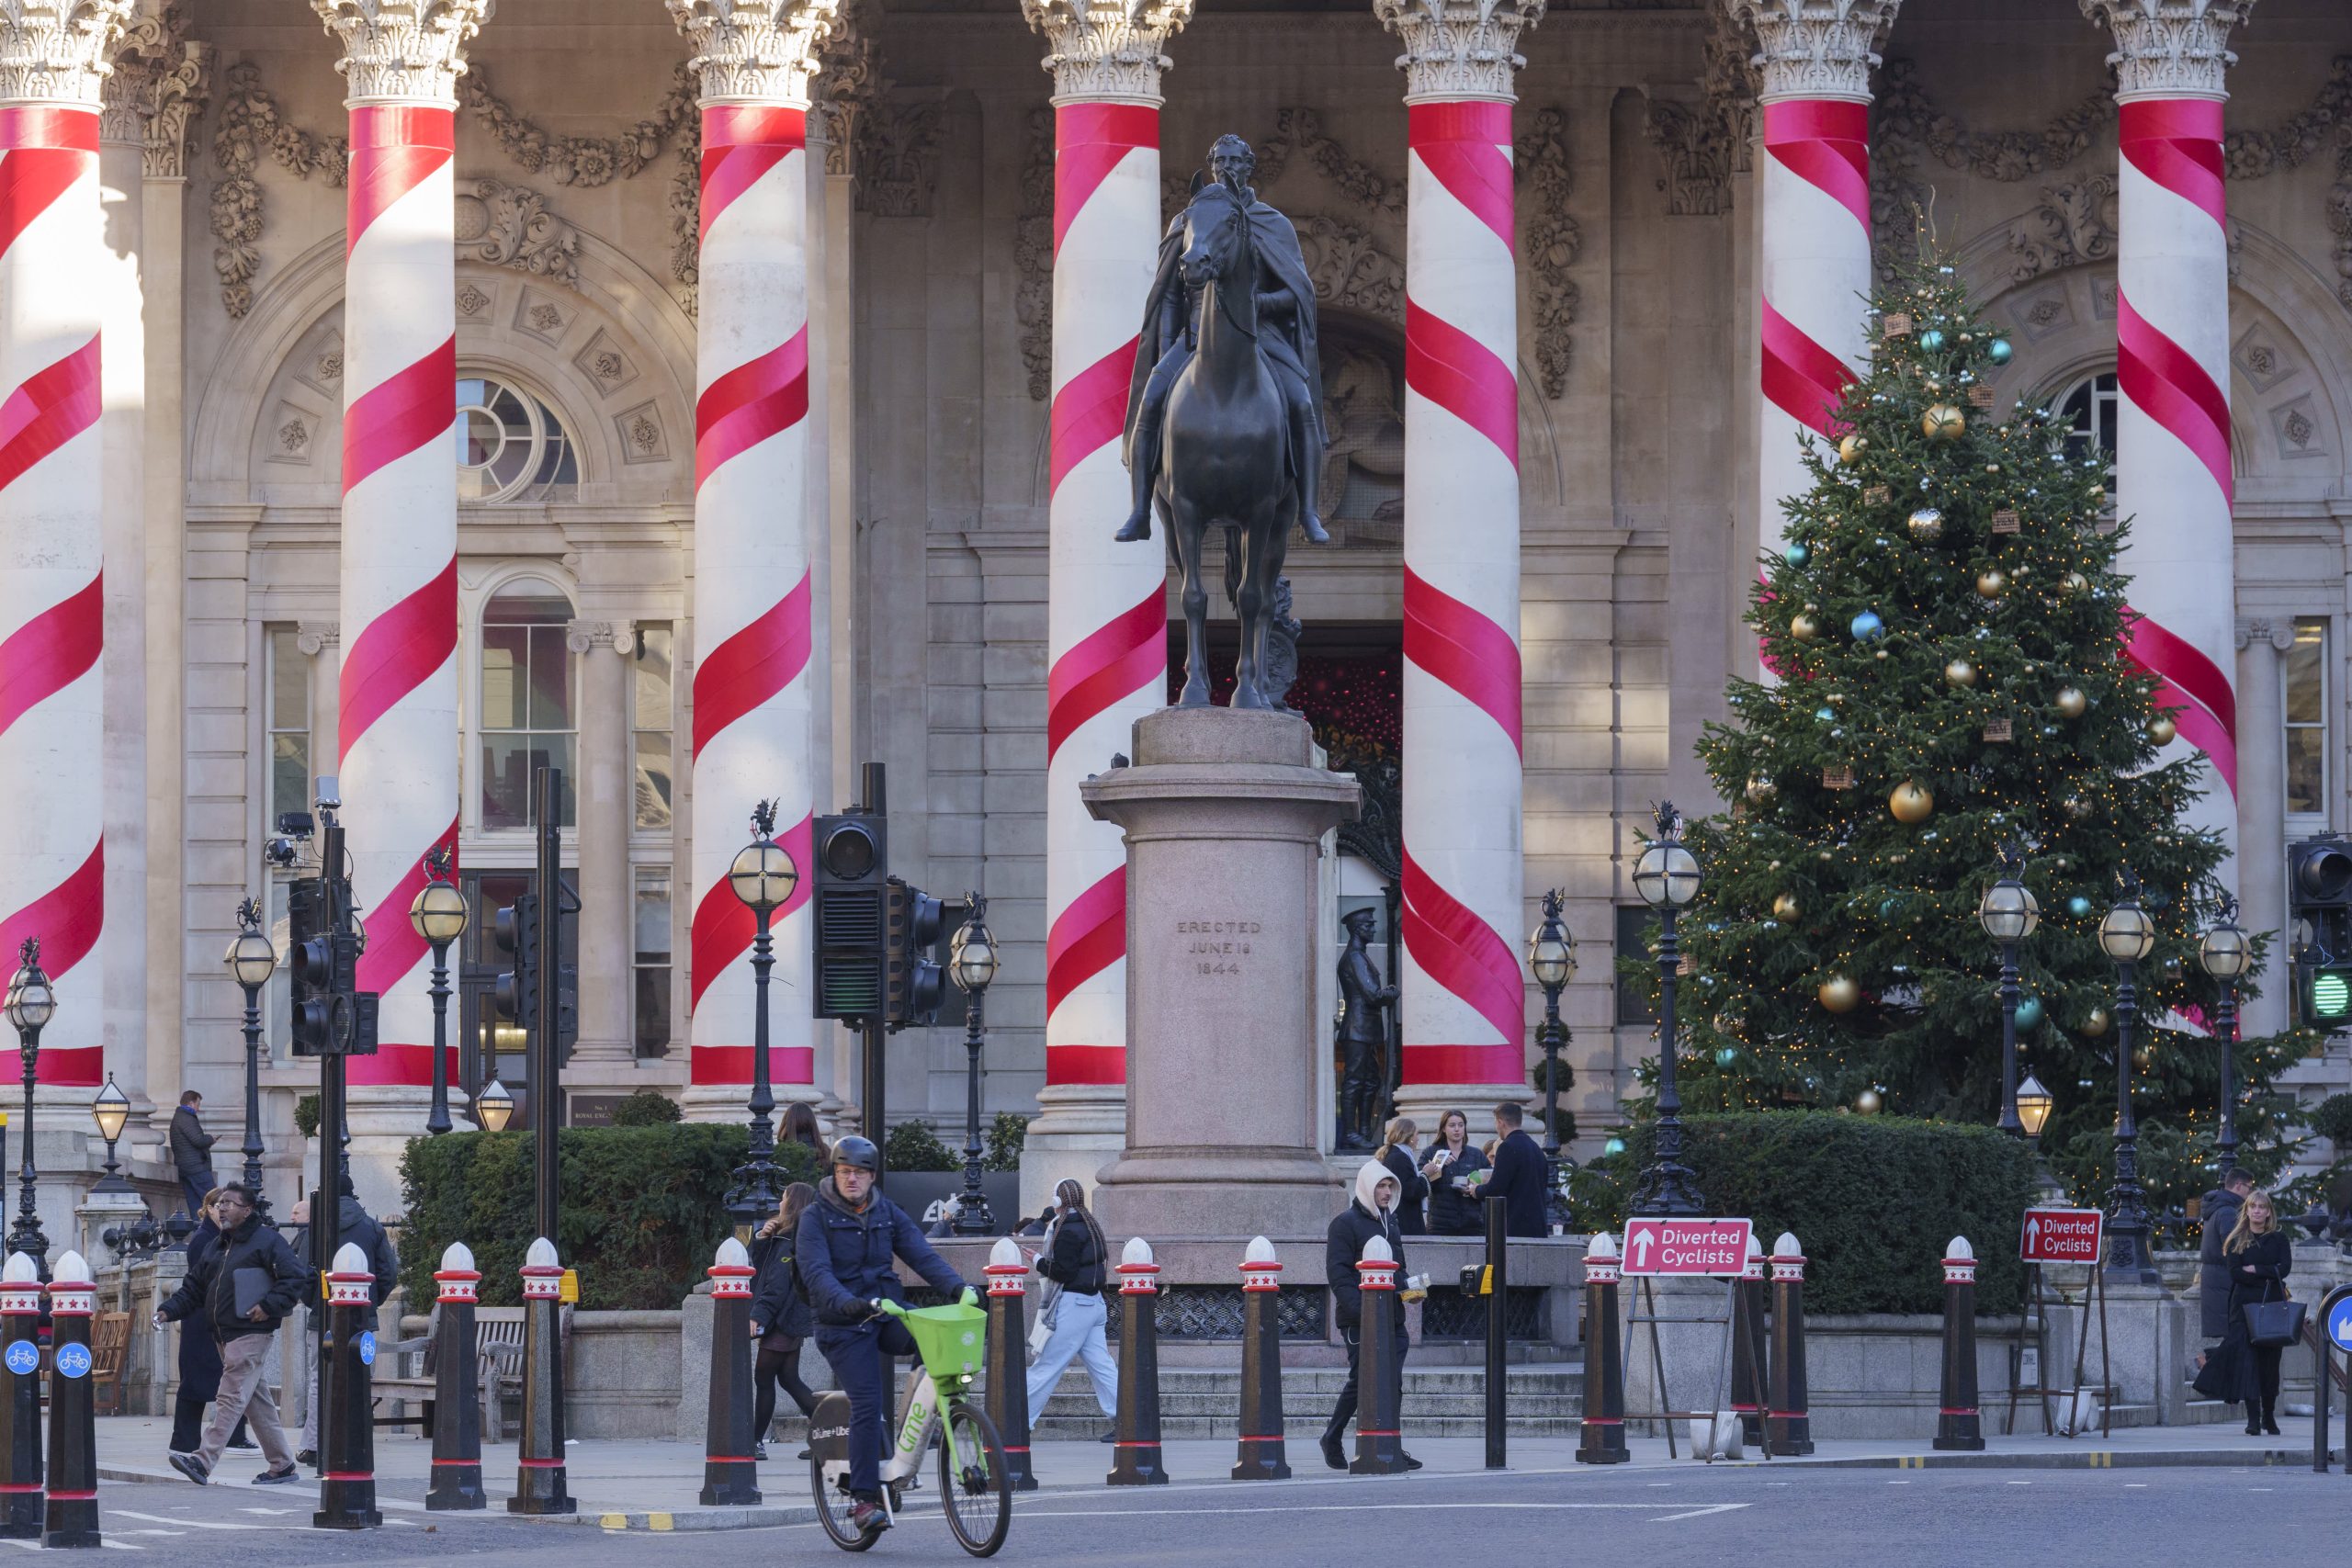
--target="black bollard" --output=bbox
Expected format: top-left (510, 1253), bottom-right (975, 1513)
top-left (427, 1243), bottom-right (485, 1511)
top-left (1576, 1233), bottom-right (1629, 1464)
top-left (1484, 1193), bottom-right (1507, 1471)
top-left (1767, 1231), bottom-right (1814, 1456)
top-left (0, 1251), bottom-right (42, 1539)
top-left (41, 1252), bottom-right (99, 1549)
top-left (315, 1243), bottom-right (383, 1530)
top-left (1232, 1236), bottom-right (1289, 1481)
top-left (701, 1237), bottom-right (762, 1506)
top-left (1730, 1233), bottom-right (1769, 1446)
top-left (507, 1238), bottom-right (575, 1516)
top-left (1349, 1235), bottom-right (1409, 1475)
top-left (1934, 1236), bottom-right (1985, 1451)
top-left (982, 1239), bottom-right (1037, 1492)
top-left (1106, 1237), bottom-right (1166, 1486)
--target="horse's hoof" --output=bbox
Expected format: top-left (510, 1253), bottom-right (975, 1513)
top-left (1178, 686), bottom-right (1213, 708)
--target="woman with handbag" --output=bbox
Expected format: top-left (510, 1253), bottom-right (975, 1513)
top-left (1023, 1179), bottom-right (1117, 1439)
top-left (2206, 1189), bottom-right (2295, 1436)
top-left (749, 1182), bottom-right (820, 1461)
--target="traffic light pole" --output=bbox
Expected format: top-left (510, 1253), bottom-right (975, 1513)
top-left (860, 764), bottom-right (887, 1167)
top-left (533, 767), bottom-right (563, 1247)
top-left (311, 803), bottom-right (349, 1495)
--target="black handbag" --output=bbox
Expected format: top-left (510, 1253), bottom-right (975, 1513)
top-left (2245, 1296), bottom-right (2306, 1348)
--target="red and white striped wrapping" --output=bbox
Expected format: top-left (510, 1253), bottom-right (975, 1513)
top-left (0, 86), bottom-right (108, 1088)
top-left (1398, 98), bottom-right (1526, 1101)
top-left (684, 96), bottom-right (818, 1095)
top-left (1043, 99), bottom-right (1166, 1100)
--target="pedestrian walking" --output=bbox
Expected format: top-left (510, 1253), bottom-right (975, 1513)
top-left (153, 1184), bottom-right (307, 1486)
top-left (1375, 1117), bottom-right (1428, 1235)
top-left (297, 1176), bottom-right (400, 1466)
top-left (165, 1191), bottom-right (250, 1458)
top-left (2197, 1169), bottom-right (2254, 1344)
top-left (1483, 1101), bottom-right (1550, 1238)
top-left (2195, 1189), bottom-right (2293, 1436)
top-left (1419, 1108), bottom-right (1491, 1236)
top-left (1023, 1179), bottom-right (1117, 1440)
top-left (167, 1090), bottom-right (218, 1224)
top-left (1320, 1160), bottom-right (1419, 1472)
top-left (781, 1101), bottom-right (829, 1171)
top-left (749, 1182), bottom-right (820, 1461)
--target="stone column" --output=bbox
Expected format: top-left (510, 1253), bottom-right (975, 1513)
top-left (2234, 617), bottom-right (2291, 1038)
top-left (299, 623), bottom-right (341, 784)
top-left (2084, 0), bottom-right (2253, 876)
top-left (667, 0), bottom-right (837, 1118)
top-left (0, 0), bottom-right (134, 1091)
top-left (1019, 0), bottom-right (1192, 1212)
top-left (312, 3), bottom-right (484, 1136)
top-left (1374, 0), bottom-right (1541, 1128)
top-left (568, 619), bottom-right (633, 1064)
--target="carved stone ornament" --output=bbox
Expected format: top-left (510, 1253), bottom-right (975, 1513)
top-left (564, 619), bottom-right (619, 655)
top-left (667, 0), bottom-right (842, 108)
top-left (0, 0), bottom-right (133, 107)
top-left (460, 61), bottom-right (696, 186)
top-left (1015, 105), bottom-right (1054, 400)
top-left (1517, 105), bottom-right (1578, 400)
top-left (1021, 0), bottom-right (1194, 107)
top-left (1646, 97), bottom-right (1734, 217)
top-left (2235, 617), bottom-right (2298, 654)
top-left (103, 5), bottom-right (213, 177)
top-left (311, 1), bottom-right (489, 107)
top-left (1729, 0), bottom-right (1899, 105)
top-left (458, 176), bottom-right (582, 288)
top-left (209, 61), bottom-right (350, 319)
top-left (2080, 0), bottom-right (2255, 102)
top-left (295, 621), bottom-right (341, 657)
top-left (2004, 174), bottom-right (2119, 283)
top-left (1295, 214), bottom-right (1407, 321)
top-left (812, 0), bottom-right (880, 178)
top-left (862, 97), bottom-right (944, 217)
top-left (2222, 52), bottom-right (2352, 309)
top-left (1372, 0), bottom-right (1545, 105)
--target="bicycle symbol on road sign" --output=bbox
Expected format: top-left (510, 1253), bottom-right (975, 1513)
top-left (56, 1344), bottom-right (90, 1380)
top-left (2, 1340), bottom-right (35, 1376)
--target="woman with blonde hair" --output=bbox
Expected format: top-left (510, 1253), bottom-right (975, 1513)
top-left (2193, 1187), bottom-right (2293, 1435)
top-left (1374, 1116), bottom-right (1428, 1235)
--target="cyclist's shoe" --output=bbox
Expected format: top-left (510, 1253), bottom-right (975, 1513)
top-left (850, 1498), bottom-right (891, 1537)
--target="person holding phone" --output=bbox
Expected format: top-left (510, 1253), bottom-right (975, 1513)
top-left (1419, 1109), bottom-right (1490, 1236)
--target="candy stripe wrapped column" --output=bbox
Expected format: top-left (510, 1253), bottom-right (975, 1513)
top-left (2085, 0), bottom-right (2252, 866)
top-left (1376, 0), bottom-right (1541, 1117)
top-left (668, 0), bottom-right (841, 1105)
top-left (0, 1), bottom-right (130, 1090)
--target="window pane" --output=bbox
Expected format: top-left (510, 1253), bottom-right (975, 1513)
top-left (2287, 727), bottom-right (2324, 816)
top-left (635, 869), bottom-right (672, 959)
top-left (271, 734), bottom-right (311, 825)
top-left (480, 734), bottom-right (578, 829)
top-left (2284, 627), bottom-right (2324, 725)
top-left (269, 629), bottom-right (307, 730)
top-left (487, 585), bottom-right (572, 625)
top-left (481, 621), bottom-right (527, 730)
top-left (634, 626), bottom-right (674, 731)
top-left (527, 624), bottom-right (573, 728)
top-left (633, 731), bottom-right (674, 831)
top-left (635, 967), bottom-right (672, 1056)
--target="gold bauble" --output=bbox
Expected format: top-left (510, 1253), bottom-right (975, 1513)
top-left (1906, 507), bottom-right (1945, 543)
top-left (1818, 975), bottom-right (1861, 1014)
top-left (1944, 659), bottom-right (1977, 688)
top-left (1838, 433), bottom-right (1868, 464)
top-left (2055, 686), bottom-right (2087, 719)
top-left (1922, 403), bottom-right (1966, 441)
top-left (2089, 482), bottom-right (2109, 502)
top-left (1976, 570), bottom-right (2008, 599)
top-left (1889, 780), bottom-right (1935, 824)
top-left (2132, 1045), bottom-right (2152, 1070)
top-left (1772, 894), bottom-right (1802, 925)
top-left (1745, 776), bottom-right (1778, 807)
top-left (2060, 570), bottom-right (2088, 596)
top-left (1791, 613), bottom-right (1823, 644)
top-left (2146, 716), bottom-right (2177, 746)
top-left (2063, 795), bottom-right (2093, 821)
top-left (2082, 1007), bottom-right (2110, 1037)
top-left (1855, 1089), bottom-right (1883, 1115)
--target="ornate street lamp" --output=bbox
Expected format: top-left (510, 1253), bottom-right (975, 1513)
top-left (89, 1075), bottom-right (131, 1195)
top-left (1976, 843), bottom-right (2041, 1136)
top-left (1526, 888), bottom-right (1577, 1233)
top-left (2015, 1071), bottom-right (2058, 1197)
top-left (4, 938), bottom-right (54, 1275)
top-left (949, 897), bottom-right (998, 1237)
top-left (224, 897), bottom-right (277, 1212)
top-left (725, 800), bottom-right (799, 1235)
top-left (1630, 803), bottom-right (1704, 1217)
top-left (475, 1076), bottom-right (515, 1134)
top-left (409, 846), bottom-right (469, 1137)
top-left (2098, 871), bottom-right (2159, 1284)
top-left (2199, 894), bottom-right (2251, 1185)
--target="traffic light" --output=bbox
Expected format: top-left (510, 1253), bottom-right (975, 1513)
top-left (885, 877), bottom-right (945, 1030)
top-left (288, 886), bottom-right (365, 1056)
top-left (2289, 835), bottom-right (2352, 1029)
top-left (493, 892), bottom-right (540, 1028)
top-left (812, 812), bottom-right (888, 1021)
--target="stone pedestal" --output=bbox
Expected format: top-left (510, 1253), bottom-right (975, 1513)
top-left (1080, 710), bottom-right (1358, 1241)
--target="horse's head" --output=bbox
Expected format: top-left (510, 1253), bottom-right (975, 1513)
top-left (1178, 175), bottom-right (1250, 294)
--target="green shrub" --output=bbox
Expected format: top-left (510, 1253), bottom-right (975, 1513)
top-left (984, 1113), bottom-right (1027, 1173)
top-left (1530, 1057), bottom-right (1574, 1096)
top-left (883, 1119), bottom-right (957, 1172)
top-left (295, 1093), bottom-right (320, 1141)
top-left (608, 1089), bottom-right (684, 1127)
top-left (2311, 1091), bottom-right (2352, 1150)
top-left (1611, 1111), bottom-right (2035, 1315)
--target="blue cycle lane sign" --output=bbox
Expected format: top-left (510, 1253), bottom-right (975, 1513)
top-left (55, 1343), bottom-right (91, 1380)
top-left (2328, 1293), bottom-right (2352, 1355)
top-left (2, 1340), bottom-right (36, 1376)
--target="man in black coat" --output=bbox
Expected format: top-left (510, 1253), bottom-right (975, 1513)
top-left (1485, 1101), bottom-right (1550, 1239)
top-left (167, 1090), bottom-right (217, 1223)
top-left (1320, 1160), bottom-right (1420, 1473)
top-left (297, 1177), bottom-right (400, 1465)
top-left (155, 1185), bottom-right (307, 1486)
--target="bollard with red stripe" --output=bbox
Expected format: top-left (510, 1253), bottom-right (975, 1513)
top-left (1767, 1231), bottom-right (1814, 1456)
top-left (1730, 1232), bottom-right (1770, 1446)
top-left (983, 1238), bottom-right (1036, 1492)
top-left (1934, 1236), bottom-right (1984, 1452)
top-left (701, 1237), bottom-right (761, 1506)
top-left (427, 1243), bottom-right (484, 1511)
top-left (41, 1252), bottom-right (98, 1549)
top-left (1348, 1235), bottom-right (1409, 1475)
top-left (0, 1252), bottom-right (40, 1539)
top-left (1576, 1233), bottom-right (1628, 1464)
top-left (1232, 1235), bottom-right (1289, 1480)
top-left (315, 1242), bottom-right (382, 1530)
top-left (1106, 1237), bottom-right (1165, 1486)
top-left (507, 1238), bottom-right (574, 1515)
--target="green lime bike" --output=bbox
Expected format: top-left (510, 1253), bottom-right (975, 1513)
top-left (808, 1299), bottom-right (1012, 1556)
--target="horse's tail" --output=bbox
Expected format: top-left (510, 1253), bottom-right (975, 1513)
top-left (1224, 524), bottom-right (1242, 608)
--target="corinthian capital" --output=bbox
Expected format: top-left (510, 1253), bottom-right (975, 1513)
top-left (668, 0), bottom-right (842, 107)
top-left (1727, 0), bottom-right (1899, 105)
top-left (312, 1), bottom-right (488, 107)
top-left (1372, 0), bottom-right (1544, 105)
top-left (0, 0), bottom-right (134, 108)
top-left (2081, 0), bottom-right (2254, 101)
top-left (1020, 0), bottom-right (1193, 107)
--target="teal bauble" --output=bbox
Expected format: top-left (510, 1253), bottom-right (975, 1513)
top-left (2067, 896), bottom-right (2093, 918)
top-left (2013, 995), bottom-right (2045, 1031)
top-left (1815, 705), bottom-right (1837, 723)
top-left (1785, 542), bottom-right (1810, 567)
top-left (1714, 1047), bottom-right (1739, 1067)
top-left (1850, 610), bottom-right (1886, 640)
top-left (1603, 1136), bottom-right (1627, 1156)
top-left (1918, 328), bottom-right (1947, 352)
top-left (1987, 338), bottom-right (2014, 365)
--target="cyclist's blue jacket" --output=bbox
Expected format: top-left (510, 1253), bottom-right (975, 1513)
top-left (796, 1177), bottom-right (968, 1326)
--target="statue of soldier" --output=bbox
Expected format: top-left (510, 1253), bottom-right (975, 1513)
top-left (1117, 133), bottom-right (1329, 547)
top-left (1336, 907), bottom-right (1397, 1149)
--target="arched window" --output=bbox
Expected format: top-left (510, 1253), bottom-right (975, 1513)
top-left (457, 375), bottom-right (579, 503)
top-left (2054, 370), bottom-right (2119, 501)
top-left (479, 578), bottom-right (577, 829)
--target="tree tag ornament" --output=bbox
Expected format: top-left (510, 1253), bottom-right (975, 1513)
top-left (1822, 765), bottom-right (1856, 790)
top-left (1983, 717), bottom-right (2013, 742)
top-left (1991, 509), bottom-right (2020, 534)
top-left (1968, 385), bottom-right (1996, 410)
top-left (1882, 312), bottom-right (1914, 337)
top-left (1863, 485), bottom-right (1892, 505)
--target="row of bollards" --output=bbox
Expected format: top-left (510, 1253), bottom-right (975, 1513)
top-left (0, 1251), bottom-right (101, 1548)
top-left (412, 1236), bottom-right (572, 1520)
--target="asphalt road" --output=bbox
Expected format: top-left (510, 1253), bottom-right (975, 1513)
top-left (55, 1462), bottom-right (2350, 1565)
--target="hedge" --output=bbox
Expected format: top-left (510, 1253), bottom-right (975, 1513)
top-left (1597, 1112), bottom-right (2035, 1316)
top-left (399, 1124), bottom-right (822, 1310)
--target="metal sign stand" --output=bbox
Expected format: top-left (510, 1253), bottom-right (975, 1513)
top-left (2314, 1283), bottom-right (2352, 1475)
top-left (2003, 1262), bottom-right (2057, 1437)
top-left (1621, 1275), bottom-right (1774, 1464)
top-left (2060, 1267), bottom-right (2114, 1441)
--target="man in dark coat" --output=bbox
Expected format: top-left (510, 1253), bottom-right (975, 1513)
top-left (1485, 1101), bottom-right (1550, 1239)
top-left (155, 1185), bottom-right (308, 1486)
top-left (2198, 1169), bottom-right (2254, 1344)
top-left (298, 1177), bottom-right (400, 1464)
top-left (1321, 1159), bottom-right (1419, 1472)
top-left (1116, 133), bottom-right (1329, 546)
top-left (168, 1090), bottom-right (217, 1222)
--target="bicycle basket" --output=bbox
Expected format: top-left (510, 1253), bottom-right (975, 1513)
top-left (902, 1302), bottom-right (988, 1385)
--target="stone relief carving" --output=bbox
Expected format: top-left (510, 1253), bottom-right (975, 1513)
top-left (311, 0), bottom-right (490, 105)
top-left (2224, 55), bottom-right (2352, 310)
top-left (104, 6), bottom-right (213, 178)
top-left (1646, 4), bottom-right (1757, 216)
top-left (0, 0), bottom-right (132, 107)
top-left (2080, 0), bottom-right (2252, 102)
top-left (1872, 58), bottom-right (2116, 186)
top-left (1020, 0), bottom-right (1194, 104)
top-left (457, 176), bottom-right (582, 288)
top-left (670, 0), bottom-right (843, 106)
top-left (1270, 105), bottom-right (1397, 220)
top-left (862, 97), bottom-right (944, 218)
top-left (458, 61), bottom-right (695, 187)
top-left (813, 0), bottom-right (881, 179)
top-left (2004, 175), bottom-right (2118, 283)
top-left (1731, 0), bottom-right (1894, 104)
top-left (1373, 0), bottom-right (1546, 104)
top-left (1516, 105), bottom-right (1578, 400)
top-left (1295, 215), bottom-right (1407, 321)
top-left (1015, 105), bottom-right (1055, 401)
top-left (209, 61), bottom-right (349, 319)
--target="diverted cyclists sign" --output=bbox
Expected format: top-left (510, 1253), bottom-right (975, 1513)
top-left (2020, 1206), bottom-right (2104, 1265)
top-left (1622, 1217), bottom-right (1754, 1276)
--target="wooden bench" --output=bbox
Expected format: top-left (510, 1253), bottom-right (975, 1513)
top-left (372, 1305), bottom-right (572, 1442)
top-left (38, 1313), bottom-right (131, 1416)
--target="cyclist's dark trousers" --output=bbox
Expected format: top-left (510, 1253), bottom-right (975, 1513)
top-left (817, 1317), bottom-right (919, 1496)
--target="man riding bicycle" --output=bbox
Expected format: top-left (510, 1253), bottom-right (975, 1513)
top-left (797, 1134), bottom-right (973, 1537)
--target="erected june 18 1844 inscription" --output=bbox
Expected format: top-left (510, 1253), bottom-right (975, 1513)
top-left (1179, 918), bottom-right (1261, 978)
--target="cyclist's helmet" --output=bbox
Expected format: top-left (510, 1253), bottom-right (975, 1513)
top-left (832, 1135), bottom-right (882, 1174)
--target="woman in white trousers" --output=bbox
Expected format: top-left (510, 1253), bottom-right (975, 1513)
top-left (1024, 1179), bottom-right (1118, 1438)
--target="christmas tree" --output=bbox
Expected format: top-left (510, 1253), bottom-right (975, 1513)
top-left (1646, 254), bottom-right (2310, 1213)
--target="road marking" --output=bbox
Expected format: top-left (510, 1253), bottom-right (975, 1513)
top-left (109, 1511), bottom-right (303, 1533)
top-left (988, 1502), bottom-right (1752, 1520)
top-left (1652, 1505), bottom-right (1750, 1523)
top-left (1886, 1480), bottom-right (1911, 1485)
top-left (99, 1543), bottom-right (144, 1553)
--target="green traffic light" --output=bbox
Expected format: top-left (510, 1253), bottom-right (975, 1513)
top-left (2312, 969), bottom-right (2352, 1021)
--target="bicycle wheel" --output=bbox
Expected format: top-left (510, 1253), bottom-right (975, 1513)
top-left (937, 1404), bottom-right (1012, 1558)
top-left (810, 1459), bottom-right (878, 1553)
